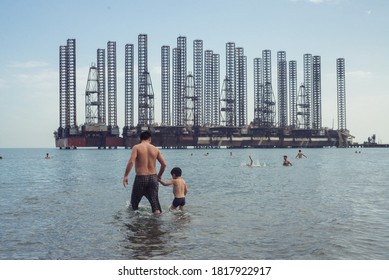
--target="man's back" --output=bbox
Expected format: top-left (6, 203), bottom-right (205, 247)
top-left (134, 141), bottom-right (160, 175)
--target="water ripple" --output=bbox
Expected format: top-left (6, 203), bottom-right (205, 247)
top-left (1, 148), bottom-right (389, 259)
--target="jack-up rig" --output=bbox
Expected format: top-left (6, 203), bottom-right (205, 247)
top-left (54, 37), bottom-right (352, 149)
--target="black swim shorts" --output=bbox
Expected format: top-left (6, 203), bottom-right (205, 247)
top-left (172, 197), bottom-right (186, 208)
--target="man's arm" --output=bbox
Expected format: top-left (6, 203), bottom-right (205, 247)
top-left (156, 150), bottom-right (167, 179)
top-left (123, 147), bottom-right (137, 188)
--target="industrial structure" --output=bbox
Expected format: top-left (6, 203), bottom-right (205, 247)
top-left (337, 58), bottom-right (346, 131)
top-left (54, 36), bottom-right (351, 149)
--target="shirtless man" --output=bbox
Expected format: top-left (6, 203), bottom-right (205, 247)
top-left (123, 131), bottom-right (167, 214)
top-left (283, 155), bottom-right (293, 166)
top-left (296, 149), bottom-right (307, 159)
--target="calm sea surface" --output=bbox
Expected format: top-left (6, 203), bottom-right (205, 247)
top-left (1, 147), bottom-right (388, 260)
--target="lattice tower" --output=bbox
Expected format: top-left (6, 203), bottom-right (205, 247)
top-left (303, 54), bottom-right (312, 129)
top-left (211, 53), bottom-right (220, 126)
top-left (146, 72), bottom-right (155, 125)
top-left (312, 55), bottom-right (322, 129)
top-left (59, 45), bottom-right (67, 131)
top-left (107, 41), bottom-right (118, 131)
top-left (97, 49), bottom-right (106, 124)
top-left (178, 36), bottom-right (187, 126)
top-left (172, 48), bottom-right (180, 126)
top-left (277, 51), bottom-right (288, 128)
top-left (185, 73), bottom-right (195, 126)
top-left (193, 40), bottom-right (203, 126)
top-left (138, 34), bottom-right (149, 125)
top-left (235, 47), bottom-right (247, 126)
top-left (226, 42), bottom-right (236, 126)
top-left (288, 60), bottom-right (297, 127)
top-left (58, 39), bottom-right (77, 136)
top-left (262, 50), bottom-right (275, 127)
top-left (297, 84), bottom-right (310, 129)
top-left (85, 64), bottom-right (99, 125)
top-left (172, 37), bottom-right (187, 126)
top-left (161, 45), bottom-right (171, 126)
top-left (67, 39), bottom-right (77, 130)
top-left (253, 58), bottom-right (263, 126)
top-left (337, 58), bottom-right (346, 130)
top-left (125, 44), bottom-right (134, 128)
top-left (204, 50), bottom-right (213, 126)
top-left (220, 78), bottom-right (228, 126)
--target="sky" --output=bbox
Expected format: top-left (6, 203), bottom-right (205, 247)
top-left (0, 0), bottom-right (388, 148)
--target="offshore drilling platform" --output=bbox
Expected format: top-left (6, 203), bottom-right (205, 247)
top-left (54, 36), bottom-right (351, 149)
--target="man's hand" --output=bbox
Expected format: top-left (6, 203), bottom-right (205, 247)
top-left (123, 176), bottom-right (128, 188)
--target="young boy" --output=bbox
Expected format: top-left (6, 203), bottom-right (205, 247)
top-left (158, 167), bottom-right (188, 211)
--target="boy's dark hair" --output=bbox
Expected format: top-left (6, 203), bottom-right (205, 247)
top-left (171, 167), bottom-right (182, 177)
top-left (140, 131), bottom-right (152, 141)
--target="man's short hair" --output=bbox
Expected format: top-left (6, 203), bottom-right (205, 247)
top-left (171, 167), bottom-right (182, 177)
top-left (140, 131), bottom-right (152, 141)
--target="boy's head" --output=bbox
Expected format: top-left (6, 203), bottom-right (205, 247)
top-left (171, 167), bottom-right (182, 177)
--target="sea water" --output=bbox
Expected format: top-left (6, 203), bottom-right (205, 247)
top-left (0, 147), bottom-right (388, 260)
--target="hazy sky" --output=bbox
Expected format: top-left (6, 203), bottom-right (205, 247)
top-left (0, 0), bottom-right (388, 148)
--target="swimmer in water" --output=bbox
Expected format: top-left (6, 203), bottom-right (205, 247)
top-left (247, 155), bottom-right (253, 167)
top-left (296, 149), bottom-right (307, 159)
top-left (283, 155), bottom-right (292, 166)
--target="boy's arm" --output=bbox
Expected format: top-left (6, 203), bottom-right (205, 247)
top-left (184, 182), bottom-right (188, 195)
top-left (158, 179), bottom-right (174, 186)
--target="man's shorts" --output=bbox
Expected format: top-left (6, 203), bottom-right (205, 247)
top-left (131, 174), bottom-right (161, 213)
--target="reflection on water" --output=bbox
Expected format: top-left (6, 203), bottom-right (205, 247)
top-left (115, 207), bottom-right (191, 259)
top-left (124, 213), bottom-right (169, 259)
